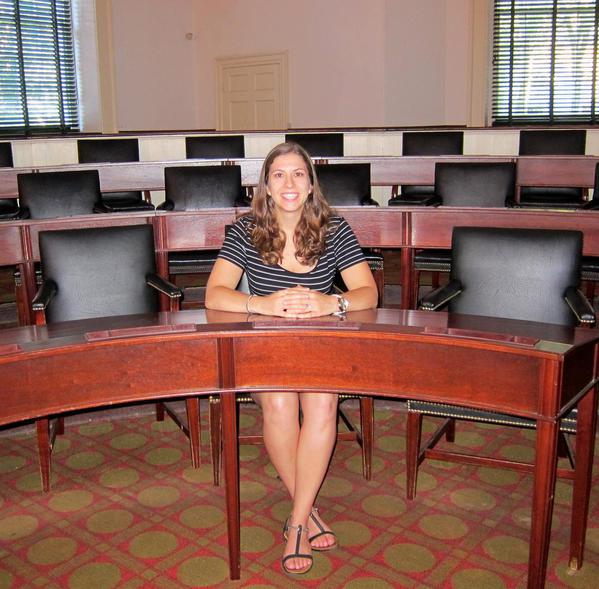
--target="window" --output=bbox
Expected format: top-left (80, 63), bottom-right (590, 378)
top-left (493, 0), bottom-right (599, 125)
top-left (0, 0), bottom-right (79, 135)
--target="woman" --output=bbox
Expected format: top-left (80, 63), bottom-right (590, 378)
top-left (205, 142), bottom-right (378, 574)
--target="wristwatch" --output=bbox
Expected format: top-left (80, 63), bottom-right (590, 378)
top-left (333, 294), bottom-right (350, 314)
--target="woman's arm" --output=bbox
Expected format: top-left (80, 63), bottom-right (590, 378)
top-left (204, 258), bottom-right (248, 312)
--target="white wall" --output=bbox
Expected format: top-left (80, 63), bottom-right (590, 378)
top-left (110, 0), bottom-right (199, 131)
top-left (106, 0), bottom-right (481, 131)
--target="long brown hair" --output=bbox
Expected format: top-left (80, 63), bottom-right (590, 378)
top-left (251, 142), bottom-right (331, 266)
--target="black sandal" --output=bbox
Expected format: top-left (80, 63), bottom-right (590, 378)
top-left (281, 523), bottom-right (313, 575)
top-left (309, 507), bottom-right (338, 552)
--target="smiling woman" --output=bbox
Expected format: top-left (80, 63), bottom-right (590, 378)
top-left (204, 141), bottom-right (377, 575)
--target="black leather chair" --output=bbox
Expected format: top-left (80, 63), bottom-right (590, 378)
top-left (31, 224), bottom-right (198, 492)
top-left (389, 131), bottom-right (464, 206)
top-left (284, 133), bottom-right (344, 157)
top-left (408, 226), bottom-right (595, 499)
top-left (315, 162), bottom-right (384, 306)
top-left (77, 138), bottom-right (154, 213)
top-left (0, 142), bottom-right (20, 219)
top-left (413, 162), bottom-right (516, 304)
top-left (518, 129), bottom-right (586, 208)
top-left (159, 165), bottom-right (248, 307)
top-left (186, 135), bottom-right (245, 159)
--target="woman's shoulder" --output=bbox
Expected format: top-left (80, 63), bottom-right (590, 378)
top-left (230, 214), bottom-right (255, 235)
top-left (326, 215), bottom-right (350, 235)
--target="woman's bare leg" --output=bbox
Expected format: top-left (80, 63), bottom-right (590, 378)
top-left (254, 391), bottom-right (338, 571)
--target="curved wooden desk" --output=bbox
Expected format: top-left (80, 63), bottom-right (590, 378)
top-left (0, 309), bottom-right (597, 588)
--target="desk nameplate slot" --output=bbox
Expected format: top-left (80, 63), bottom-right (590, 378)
top-left (85, 324), bottom-right (197, 342)
top-left (252, 319), bottom-right (361, 330)
top-left (0, 343), bottom-right (22, 355)
top-left (424, 326), bottom-right (539, 347)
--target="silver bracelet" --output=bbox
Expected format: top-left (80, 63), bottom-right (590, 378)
top-left (246, 294), bottom-right (255, 314)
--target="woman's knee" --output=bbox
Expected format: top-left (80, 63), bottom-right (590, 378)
top-left (300, 393), bottom-right (339, 424)
top-left (254, 392), bottom-right (299, 425)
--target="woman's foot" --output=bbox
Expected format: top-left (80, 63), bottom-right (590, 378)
top-left (308, 507), bottom-right (338, 551)
top-left (281, 523), bottom-right (313, 575)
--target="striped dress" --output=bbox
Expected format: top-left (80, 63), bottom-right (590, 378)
top-left (217, 215), bottom-right (365, 295)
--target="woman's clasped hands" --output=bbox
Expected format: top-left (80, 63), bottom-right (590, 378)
top-left (254, 285), bottom-right (336, 318)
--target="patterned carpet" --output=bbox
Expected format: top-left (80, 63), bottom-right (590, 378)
top-left (1, 401), bottom-right (599, 588)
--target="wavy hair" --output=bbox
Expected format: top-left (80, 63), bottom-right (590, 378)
top-left (250, 142), bottom-right (331, 266)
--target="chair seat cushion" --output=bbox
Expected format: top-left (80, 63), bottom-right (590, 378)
top-left (582, 256), bottom-right (599, 280)
top-left (406, 399), bottom-right (577, 434)
top-left (519, 187), bottom-right (584, 209)
top-left (363, 251), bottom-right (384, 272)
top-left (0, 199), bottom-right (19, 219)
top-left (414, 249), bottom-right (451, 272)
top-left (168, 250), bottom-right (219, 274)
top-left (95, 199), bottom-right (155, 213)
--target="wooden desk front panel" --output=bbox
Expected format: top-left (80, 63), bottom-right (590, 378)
top-left (408, 208), bottom-right (599, 254)
top-left (0, 336), bottom-right (219, 426)
top-left (158, 210), bottom-right (239, 251)
top-left (517, 156), bottom-right (599, 188)
top-left (230, 332), bottom-right (546, 418)
top-left (0, 224), bottom-right (24, 265)
top-left (25, 213), bottom-right (152, 259)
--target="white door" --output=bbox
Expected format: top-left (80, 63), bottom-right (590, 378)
top-left (216, 52), bottom-right (288, 130)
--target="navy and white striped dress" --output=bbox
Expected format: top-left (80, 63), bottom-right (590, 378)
top-left (217, 215), bottom-right (365, 296)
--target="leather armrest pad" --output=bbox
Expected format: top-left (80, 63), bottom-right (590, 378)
top-left (32, 279), bottom-right (57, 311)
top-left (146, 273), bottom-right (182, 298)
top-left (360, 198), bottom-right (380, 207)
top-left (156, 201), bottom-right (174, 211)
top-left (388, 195), bottom-right (442, 207)
top-left (419, 279), bottom-right (462, 311)
top-left (564, 286), bottom-right (596, 326)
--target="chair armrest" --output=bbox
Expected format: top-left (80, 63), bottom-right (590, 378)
top-left (146, 273), bottom-right (182, 299)
top-left (564, 286), bottom-right (596, 326)
top-left (388, 195), bottom-right (442, 207)
top-left (419, 279), bottom-right (462, 311)
top-left (582, 200), bottom-right (599, 210)
top-left (32, 279), bottom-right (58, 311)
top-left (360, 197), bottom-right (379, 207)
top-left (156, 201), bottom-right (174, 211)
top-left (13, 207), bottom-right (31, 220)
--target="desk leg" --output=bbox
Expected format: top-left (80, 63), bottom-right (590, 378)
top-left (400, 247), bottom-right (414, 310)
top-left (529, 419), bottom-right (559, 589)
top-left (221, 391), bottom-right (240, 580)
top-left (569, 382), bottom-right (598, 569)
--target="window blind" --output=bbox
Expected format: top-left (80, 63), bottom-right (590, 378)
top-left (493, 0), bottom-right (599, 125)
top-left (0, 0), bottom-right (79, 134)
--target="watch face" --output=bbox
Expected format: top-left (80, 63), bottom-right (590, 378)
top-left (338, 296), bottom-right (349, 313)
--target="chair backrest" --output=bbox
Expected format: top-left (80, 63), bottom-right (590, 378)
top-left (77, 138), bottom-right (140, 163)
top-left (39, 224), bottom-right (158, 323)
top-left (449, 226), bottom-right (582, 326)
top-left (519, 130), bottom-right (586, 201)
top-left (18, 170), bottom-right (101, 218)
top-left (284, 133), bottom-right (344, 157)
top-left (164, 165), bottom-right (244, 210)
top-left (0, 142), bottom-right (14, 167)
top-left (402, 131), bottom-right (463, 196)
top-left (402, 131), bottom-right (464, 156)
top-left (434, 162), bottom-right (516, 207)
top-left (315, 163), bottom-right (372, 206)
top-left (186, 135), bottom-right (245, 159)
top-left (518, 130), bottom-right (586, 156)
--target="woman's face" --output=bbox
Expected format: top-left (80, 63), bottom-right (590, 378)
top-left (266, 152), bottom-right (313, 218)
